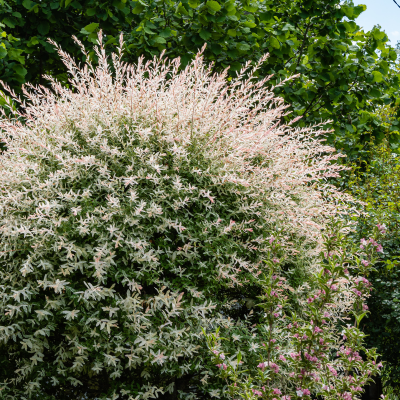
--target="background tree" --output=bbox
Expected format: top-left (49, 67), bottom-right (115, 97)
top-left (1, 0), bottom-right (399, 158)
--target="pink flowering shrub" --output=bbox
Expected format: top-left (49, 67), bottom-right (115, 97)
top-left (206, 223), bottom-right (384, 400)
top-left (0, 32), bottom-right (373, 399)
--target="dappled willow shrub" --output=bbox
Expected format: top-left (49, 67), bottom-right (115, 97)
top-left (0, 33), bottom-right (366, 399)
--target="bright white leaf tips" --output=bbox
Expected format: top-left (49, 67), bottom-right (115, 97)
top-left (0, 31), bottom-right (355, 399)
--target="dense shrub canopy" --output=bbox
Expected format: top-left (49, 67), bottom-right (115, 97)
top-left (0, 34), bottom-right (376, 399)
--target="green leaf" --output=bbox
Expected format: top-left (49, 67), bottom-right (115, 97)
top-left (226, 15), bottom-right (238, 21)
top-left (227, 29), bottom-right (236, 37)
top-left (389, 50), bottom-right (398, 61)
top-left (206, 1), bottom-right (221, 12)
top-left (42, 41), bottom-right (56, 53)
top-left (105, 36), bottom-right (117, 46)
top-left (188, 0), bottom-right (199, 8)
top-left (342, 21), bottom-right (357, 32)
top-left (355, 312), bottom-right (367, 325)
top-left (81, 23), bottom-right (99, 34)
top-left (65, 0), bottom-right (73, 7)
top-left (0, 47), bottom-right (7, 59)
top-left (22, 0), bottom-right (34, 9)
top-left (7, 48), bottom-right (25, 64)
top-left (211, 43), bottom-right (222, 55)
top-left (226, 5), bottom-right (236, 16)
top-left (341, 5), bottom-right (354, 19)
top-left (12, 64), bottom-right (27, 76)
top-left (112, 0), bottom-right (126, 9)
top-left (37, 21), bottom-right (50, 36)
top-left (353, 4), bottom-right (366, 18)
top-left (370, 88), bottom-right (381, 98)
top-left (2, 18), bottom-right (15, 28)
top-left (132, 4), bottom-right (144, 13)
top-left (86, 8), bottom-right (96, 16)
top-left (237, 43), bottom-right (250, 52)
top-left (225, 2), bottom-right (235, 12)
top-left (145, 21), bottom-right (157, 29)
top-left (160, 28), bottom-right (171, 38)
top-left (344, 94), bottom-right (353, 104)
top-left (348, 45), bottom-right (359, 52)
top-left (269, 37), bottom-right (280, 49)
top-left (177, 3), bottom-right (188, 15)
top-left (259, 11), bottom-right (272, 21)
top-left (282, 23), bottom-right (293, 31)
top-left (244, 21), bottom-right (256, 28)
top-left (243, 4), bottom-right (258, 12)
top-left (199, 30), bottom-right (212, 40)
top-left (372, 30), bottom-right (386, 41)
top-left (153, 36), bottom-right (166, 44)
top-left (143, 26), bottom-right (156, 35)
top-left (87, 33), bottom-right (98, 43)
top-left (146, 21), bottom-right (157, 29)
top-left (372, 71), bottom-right (383, 83)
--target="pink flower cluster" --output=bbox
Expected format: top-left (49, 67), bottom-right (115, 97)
top-left (314, 326), bottom-right (323, 334)
top-left (290, 352), bottom-right (300, 360)
top-left (342, 392), bottom-right (352, 400)
top-left (304, 352), bottom-right (319, 363)
top-left (360, 238), bottom-right (383, 253)
top-left (377, 223), bottom-right (386, 234)
top-left (257, 362), bottom-right (267, 371)
top-left (296, 389), bottom-right (311, 397)
top-left (258, 362), bottom-right (279, 373)
top-left (212, 350), bottom-right (225, 360)
top-left (327, 365), bottom-right (338, 377)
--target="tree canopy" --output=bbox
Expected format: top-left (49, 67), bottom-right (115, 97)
top-left (1, 0), bottom-right (399, 158)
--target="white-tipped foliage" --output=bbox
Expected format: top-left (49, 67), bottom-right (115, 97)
top-left (0, 34), bottom-right (351, 399)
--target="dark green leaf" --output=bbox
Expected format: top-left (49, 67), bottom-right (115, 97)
top-left (22, 0), bottom-right (34, 9)
top-left (12, 64), bottom-right (27, 76)
top-left (37, 21), bottom-right (50, 36)
top-left (160, 28), bottom-right (171, 38)
top-left (86, 8), bottom-right (96, 16)
top-left (199, 30), bottom-right (212, 40)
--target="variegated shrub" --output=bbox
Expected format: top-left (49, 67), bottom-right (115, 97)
top-left (0, 33), bottom-right (373, 400)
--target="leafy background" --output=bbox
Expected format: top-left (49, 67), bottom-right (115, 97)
top-left (1, 0), bottom-right (400, 158)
